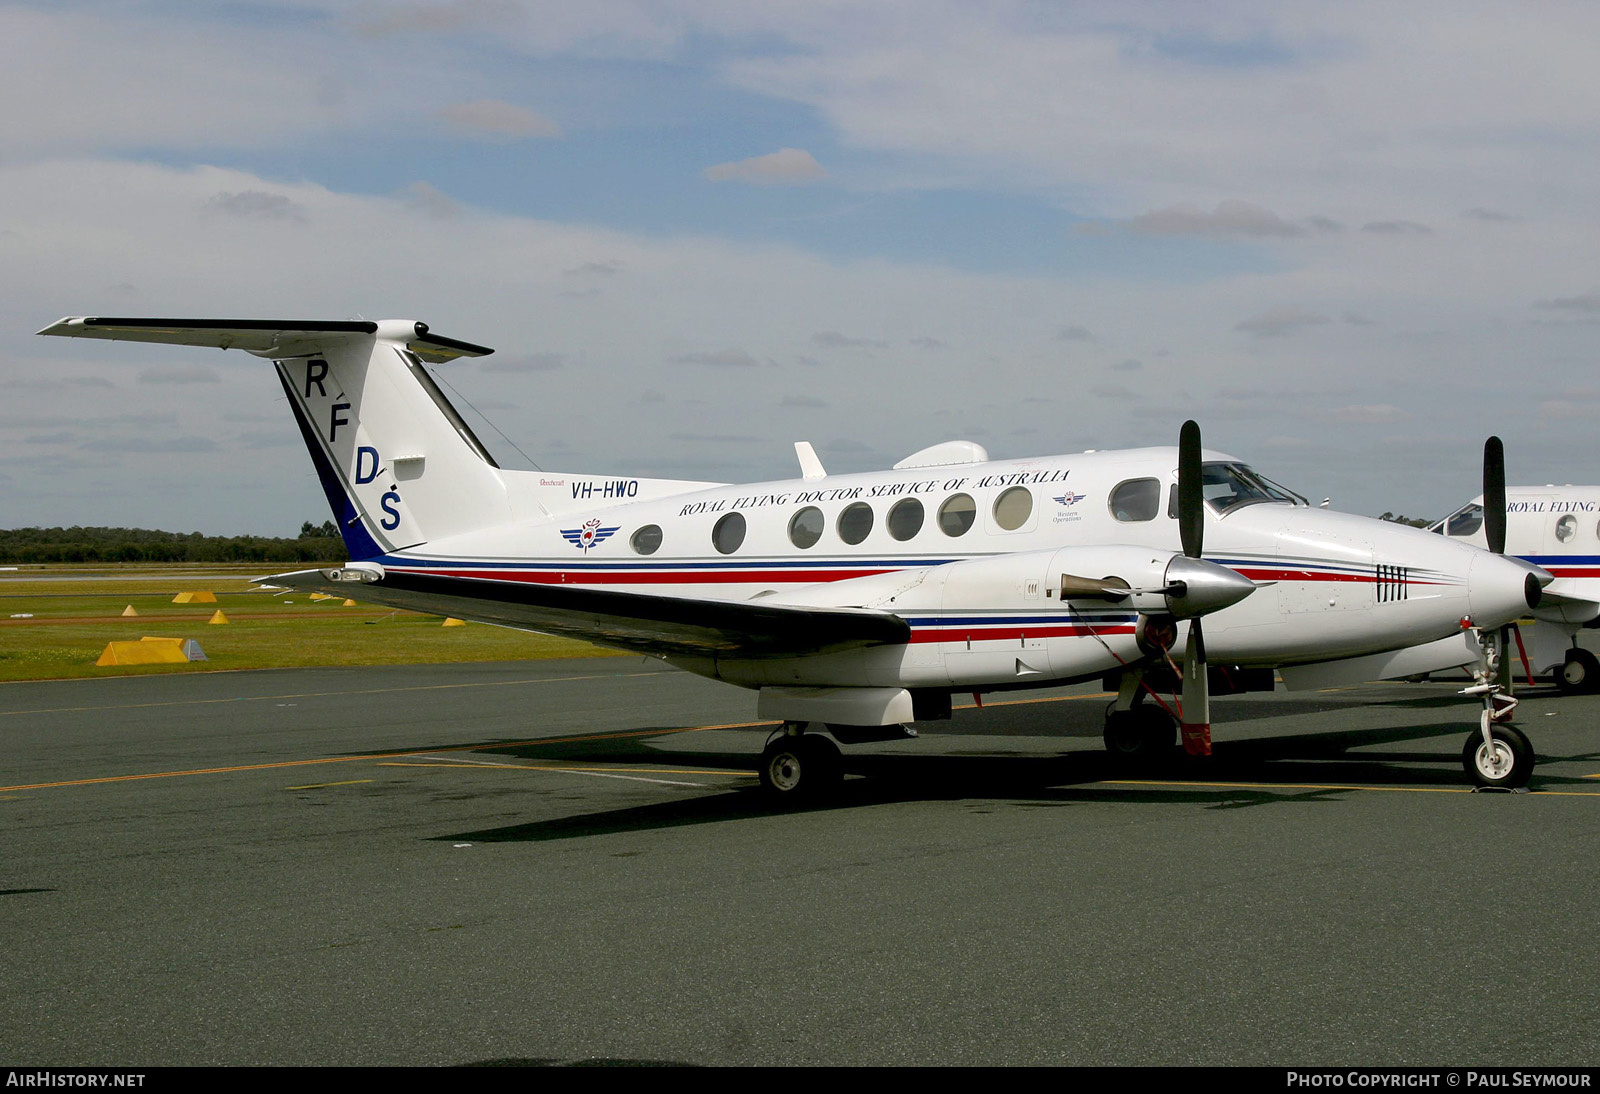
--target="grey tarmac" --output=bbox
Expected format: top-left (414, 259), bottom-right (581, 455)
top-left (2, 656), bottom-right (1599, 1067)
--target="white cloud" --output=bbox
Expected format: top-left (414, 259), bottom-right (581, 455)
top-left (208, 191), bottom-right (309, 224)
top-left (138, 364), bottom-right (222, 386)
top-left (436, 99), bottom-right (563, 140)
top-left (716, 2), bottom-right (1600, 222)
top-left (1534, 292), bottom-right (1600, 313)
top-left (703, 148), bottom-right (827, 185)
top-left (1324, 404), bottom-right (1410, 424)
top-left (1362, 220), bottom-right (1432, 236)
top-left (480, 353), bottom-right (567, 373)
top-left (0, 7), bottom-right (366, 156)
top-left (1129, 200), bottom-right (1306, 238)
top-left (669, 349), bottom-right (762, 367)
top-left (811, 331), bottom-right (886, 349)
top-left (1234, 307), bottom-right (1331, 337)
top-left (400, 181), bottom-right (459, 219)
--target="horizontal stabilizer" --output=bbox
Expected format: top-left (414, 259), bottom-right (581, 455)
top-left (265, 568), bottom-right (911, 660)
top-left (36, 317), bottom-right (492, 363)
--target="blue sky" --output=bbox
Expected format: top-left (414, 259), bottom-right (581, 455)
top-left (4, 1), bottom-right (1600, 534)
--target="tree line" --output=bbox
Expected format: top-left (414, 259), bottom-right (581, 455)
top-left (0, 522), bottom-right (348, 564)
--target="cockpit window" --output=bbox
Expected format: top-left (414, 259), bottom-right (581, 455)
top-left (1200, 462), bottom-right (1303, 515)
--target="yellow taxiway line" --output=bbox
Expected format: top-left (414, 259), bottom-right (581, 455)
top-left (1091, 778), bottom-right (1600, 797)
top-left (0, 670), bottom-right (672, 720)
top-left (0, 690), bottom-right (1118, 794)
top-left (8, 685), bottom-right (1593, 796)
top-left (0, 722), bottom-right (760, 793)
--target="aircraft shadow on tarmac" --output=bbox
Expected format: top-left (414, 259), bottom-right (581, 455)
top-left (458, 1058), bottom-right (697, 1067)
top-left (424, 712), bottom-right (1584, 845)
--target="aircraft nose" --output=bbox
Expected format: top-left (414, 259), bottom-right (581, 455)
top-left (1468, 550), bottom-right (1548, 623)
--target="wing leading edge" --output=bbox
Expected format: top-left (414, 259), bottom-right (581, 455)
top-left (267, 568), bottom-right (911, 660)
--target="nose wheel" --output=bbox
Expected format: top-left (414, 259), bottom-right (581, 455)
top-left (1463, 723), bottom-right (1533, 788)
top-left (1459, 673), bottom-right (1534, 788)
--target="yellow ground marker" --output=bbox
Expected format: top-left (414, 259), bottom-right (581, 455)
top-left (95, 640), bottom-right (187, 667)
top-left (309, 593), bottom-right (334, 601)
top-left (208, 610), bottom-right (229, 624)
top-left (121, 605), bottom-right (138, 617)
top-left (171, 592), bottom-right (217, 604)
top-left (442, 617), bottom-right (466, 627)
top-left (342, 599), bottom-right (357, 607)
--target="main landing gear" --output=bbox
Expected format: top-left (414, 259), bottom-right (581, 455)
top-left (756, 724), bottom-right (844, 805)
top-left (1555, 648), bottom-right (1600, 695)
top-left (1102, 701), bottom-right (1178, 765)
top-left (1101, 668), bottom-right (1182, 767)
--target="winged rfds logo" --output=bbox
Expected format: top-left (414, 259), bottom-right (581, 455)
top-left (561, 518), bottom-right (620, 553)
top-left (1053, 492), bottom-right (1087, 507)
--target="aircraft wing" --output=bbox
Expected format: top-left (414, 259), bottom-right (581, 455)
top-left (1536, 588), bottom-right (1599, 611)
top-left (266, 568), bottom-right (911, 660)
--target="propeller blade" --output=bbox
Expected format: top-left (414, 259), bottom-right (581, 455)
top-left (1484, 435), bottom-right (1507, 555)
top-left (1178, 419), bottom-right (1204, 560)
top-left (1180, 617), bottom-right (1212, 757)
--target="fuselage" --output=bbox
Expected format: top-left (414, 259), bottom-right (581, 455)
top-left (375, 446), bottom-right (1536, 686)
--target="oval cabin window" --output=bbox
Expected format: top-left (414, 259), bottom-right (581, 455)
top-left (938, 494), bottom-right (977, 537)
top-left (712, 511), bottom-right (746, 554)
top-left (631, 525), bottom-right (663, 555)
top-left (789, 507), bottom-right (824, 549)
top-left (838, 502), bottom-right (874, 545)
top-left (887, 498), bottom-right (924, 541)
top-left (993, 486), bottom-right (1033, 531)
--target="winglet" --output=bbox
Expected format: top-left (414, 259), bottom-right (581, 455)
top-left (795, 441), bottom-right (826, 480)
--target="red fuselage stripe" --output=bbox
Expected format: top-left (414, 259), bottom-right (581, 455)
top-left (907, 625), bottom-right (1137, 644)
top-left (396, 563), bottom-right (1450, 589)
top-left (1230, 567), bottom-right (1447, 586)
top-left (403, 567), bottom-right (895, 585)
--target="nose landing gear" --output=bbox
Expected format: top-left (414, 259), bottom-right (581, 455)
top-left (1461, 633), bottom-right (1534, 789)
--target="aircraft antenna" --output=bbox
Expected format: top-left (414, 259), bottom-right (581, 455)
top-left (426, 363), bottom-right (545, 472)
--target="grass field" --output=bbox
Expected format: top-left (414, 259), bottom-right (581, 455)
top-left (0, 564), bottom-right (621, 682)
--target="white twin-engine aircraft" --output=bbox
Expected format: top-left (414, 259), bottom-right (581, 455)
top-left (39, 317), bottom-right (1552, 796)
top-left (1431, 438), bottom-right (1600, 694)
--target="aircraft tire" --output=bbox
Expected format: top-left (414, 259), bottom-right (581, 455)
top-left (756, 735), bottom-right (843, 804)
top-left (1556, 650), bottom-right (1600, 695)
top-left (1462, 724), bottom-right (1534, 789)
top-left (1103, 703), bottom-right (1177, 764)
